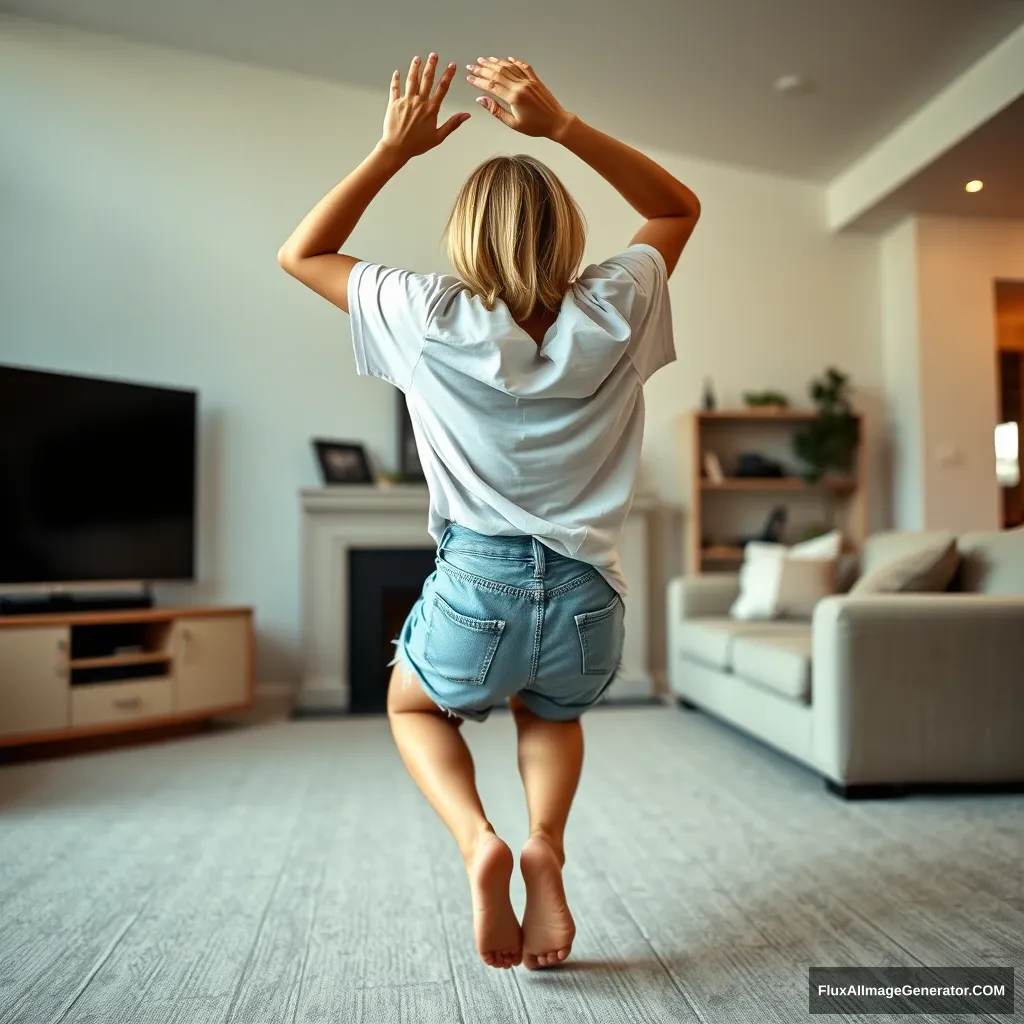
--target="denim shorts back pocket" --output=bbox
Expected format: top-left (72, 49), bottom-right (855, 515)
top-left (426, 593), bottom-right (506, 685)
top-left (574, 595), bottom-right (625, 676)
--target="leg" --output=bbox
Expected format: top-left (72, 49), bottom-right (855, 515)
top-left (510, 694), bottom-right (581, 969)
top-left (387, 664), bottom-right (521, 968)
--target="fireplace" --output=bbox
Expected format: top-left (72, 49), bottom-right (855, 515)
top-left (298, 485), bottom-right (660, 714)
top-left (348, 547), bottom-right (437, 713)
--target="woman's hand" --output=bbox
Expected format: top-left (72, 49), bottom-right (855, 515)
top-left (466, 58), bottom-right (574, 140)
top-left (379, 53), bottom-right (470, 161)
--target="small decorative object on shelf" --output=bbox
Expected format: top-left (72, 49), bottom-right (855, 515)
top-left (312, 439), bottom-right (374, 485)
top-left (738, 505), bottom-right (789, 547)
top-left (735, 452), bottom-right (786, 478)
top-left (742, 389), bottom-right (790, 410)
top-left (794, 367), bottom-right (860, 484)
top-left (702, 378), bottom-right (717, 411)
top-left (703, 451), bottom-right (725, 483)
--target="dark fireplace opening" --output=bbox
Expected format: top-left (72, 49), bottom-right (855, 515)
top-left (348, 548), bottom-right (437, 714)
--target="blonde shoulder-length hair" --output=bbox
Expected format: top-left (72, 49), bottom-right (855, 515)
top-left (443, 154), bottom-right (586, 322)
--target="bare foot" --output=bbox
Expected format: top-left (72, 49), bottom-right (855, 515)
top-left (520, 833), bottom-right (575, 969)
top-left (468, 832), bottom-right (522, 968)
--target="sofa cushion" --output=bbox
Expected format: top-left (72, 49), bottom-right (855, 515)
top-left (731, 630), bottom-right (813, 702)
top-left (850, 536), bottom-right (959, 595)
top-left (956, 525), bottom-right (1024, 595)
top-left (676, 618), bottom-right (808, 671)
top-left (835, 552), bottom-right (860, 594)
top-left (731, 531), bottom-right (842, 621)
top-left (858, 530), bottom-right (956, 579)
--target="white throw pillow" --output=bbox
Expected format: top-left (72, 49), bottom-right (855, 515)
top-left (730, 531), bottom-right (842, 621)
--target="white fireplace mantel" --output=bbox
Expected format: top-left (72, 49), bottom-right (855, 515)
top-left (297, 484), bottom-right (660, 713)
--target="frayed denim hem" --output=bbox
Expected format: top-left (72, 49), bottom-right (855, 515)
top-left (388, 639), bottom-right (464, 720)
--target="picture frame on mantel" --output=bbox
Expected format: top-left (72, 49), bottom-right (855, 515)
top-left (312, 439), bottom-right (374, 485)
top-left (397, 394), bottom-right (425, 482)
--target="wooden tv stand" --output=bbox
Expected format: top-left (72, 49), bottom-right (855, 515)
top-left (0, 606), bottom-right (254, 749)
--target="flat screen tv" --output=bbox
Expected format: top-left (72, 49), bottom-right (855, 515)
top-left (0, 364), bottom-right (197, 586)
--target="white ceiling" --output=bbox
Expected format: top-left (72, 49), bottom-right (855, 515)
top-left (852, 95), bottom-right (1024, 231)
top-left (3, 0), bottom-right (1024, 180)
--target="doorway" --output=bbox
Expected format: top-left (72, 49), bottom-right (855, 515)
top-left (995, 281), bottom-right (1024, 528)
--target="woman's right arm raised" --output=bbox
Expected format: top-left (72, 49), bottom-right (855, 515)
top-left (467, 58), bottom-right (700, 275)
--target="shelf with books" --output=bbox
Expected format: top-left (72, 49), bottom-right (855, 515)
top-left (699, 476), bottom-right (857, 494)
top-left (680, 409), bottom-right (867, 575)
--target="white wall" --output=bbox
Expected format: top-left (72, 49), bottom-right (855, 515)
top-left (879, 219), bottom-right (924, 529)
top-left (914, 216), bottom-right (1024, 532)
top-left (877, 215), bottom-right (1024, 532)
top-left (0, 17), bottom-right (883, 682)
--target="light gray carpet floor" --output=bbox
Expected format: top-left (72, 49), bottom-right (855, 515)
top-left (0, 705), bottom-right (1021, 1024)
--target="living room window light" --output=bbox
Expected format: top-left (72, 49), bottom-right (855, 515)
top-left (995, 421), bottom-right (1019, 488)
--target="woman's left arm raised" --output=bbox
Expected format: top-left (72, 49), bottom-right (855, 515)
top-left (277, 53), bottom-right (469, 312)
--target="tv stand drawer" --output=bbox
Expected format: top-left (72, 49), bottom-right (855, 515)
top-left (71, 679), bottom-right (173, 729)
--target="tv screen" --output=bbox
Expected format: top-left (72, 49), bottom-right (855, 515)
top-left (0, 365), bottom-right (197, 585)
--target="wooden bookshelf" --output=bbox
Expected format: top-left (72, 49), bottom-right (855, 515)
top-left (700, 545), bottom-right (746, 565)
top-left (680, 409), bottom-right (868, 575)
top-left (68, 651), bottom-right (172, 671)
top-left (693, 409), bottom-right (821, 422)
top-left (699, 476), bottom-right (857, 494)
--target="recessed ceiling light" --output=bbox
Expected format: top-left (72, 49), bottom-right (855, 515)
top-left (774, 74), bottom-right (814, 95)
top-left (965, 180), bottom-right (984, 193)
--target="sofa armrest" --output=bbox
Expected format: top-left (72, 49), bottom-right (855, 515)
top-left (667, 574), bottom-right (740, 622)
top-left (812, 594), bottom-right (1024, 785)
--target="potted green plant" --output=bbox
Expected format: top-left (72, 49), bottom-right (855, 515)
top-left (793, 367), bottom-right (859, 483)
top-left (742, 390), bottom-right (790, 410)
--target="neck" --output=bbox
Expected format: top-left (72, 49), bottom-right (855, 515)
top-left (517, 306), bottom-right (558, 345)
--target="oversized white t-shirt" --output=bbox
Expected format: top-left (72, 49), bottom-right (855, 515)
top-left (348, 243), bottom-right (674, 596)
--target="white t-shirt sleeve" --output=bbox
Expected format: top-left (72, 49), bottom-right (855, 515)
top-left (347, 262), bottom-right (448, 391)
top-left (592, 243), bottom-right (675, 383)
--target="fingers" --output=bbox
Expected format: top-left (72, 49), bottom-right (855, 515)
top-left (465, 63), bottom-right (515, 102)
top-left (437, 112), bottom-right (470, 141)
top-left (389, 69), bottom-right (400, 102)
top-left (508, 57), bottom-right (534, 77)
top-left (475, 96), bottom-right (514, 128)
top-left (477, 56), bottom-right (528, 81)
top-left (405, 54), bottom-right (421, 97)
top-left (419, 52), bottom-right (438, 96)
top-left (432, 60), bottom-right (458, 105)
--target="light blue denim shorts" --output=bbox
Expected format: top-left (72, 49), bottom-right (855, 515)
top-left (392, 523), bottom-right (625, 722)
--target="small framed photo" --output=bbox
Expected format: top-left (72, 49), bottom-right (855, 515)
top-left (313, 439), bottom-right (374, 485)
top-left (703, 451), bottom-right (725, 483)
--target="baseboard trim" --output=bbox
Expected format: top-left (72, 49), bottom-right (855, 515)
top-left (290, 706), bottom-right (351, 720)
top-left (825, 779), bottom-right (1024, 800)
top-left (255, 682), bottom-right (296, 698)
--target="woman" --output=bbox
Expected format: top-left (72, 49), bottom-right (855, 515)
top-left (279, 53), bottom-right (700, 970)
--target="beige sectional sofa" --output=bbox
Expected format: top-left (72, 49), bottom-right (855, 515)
top-left (667, 528), bottom-right (1024, 797)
